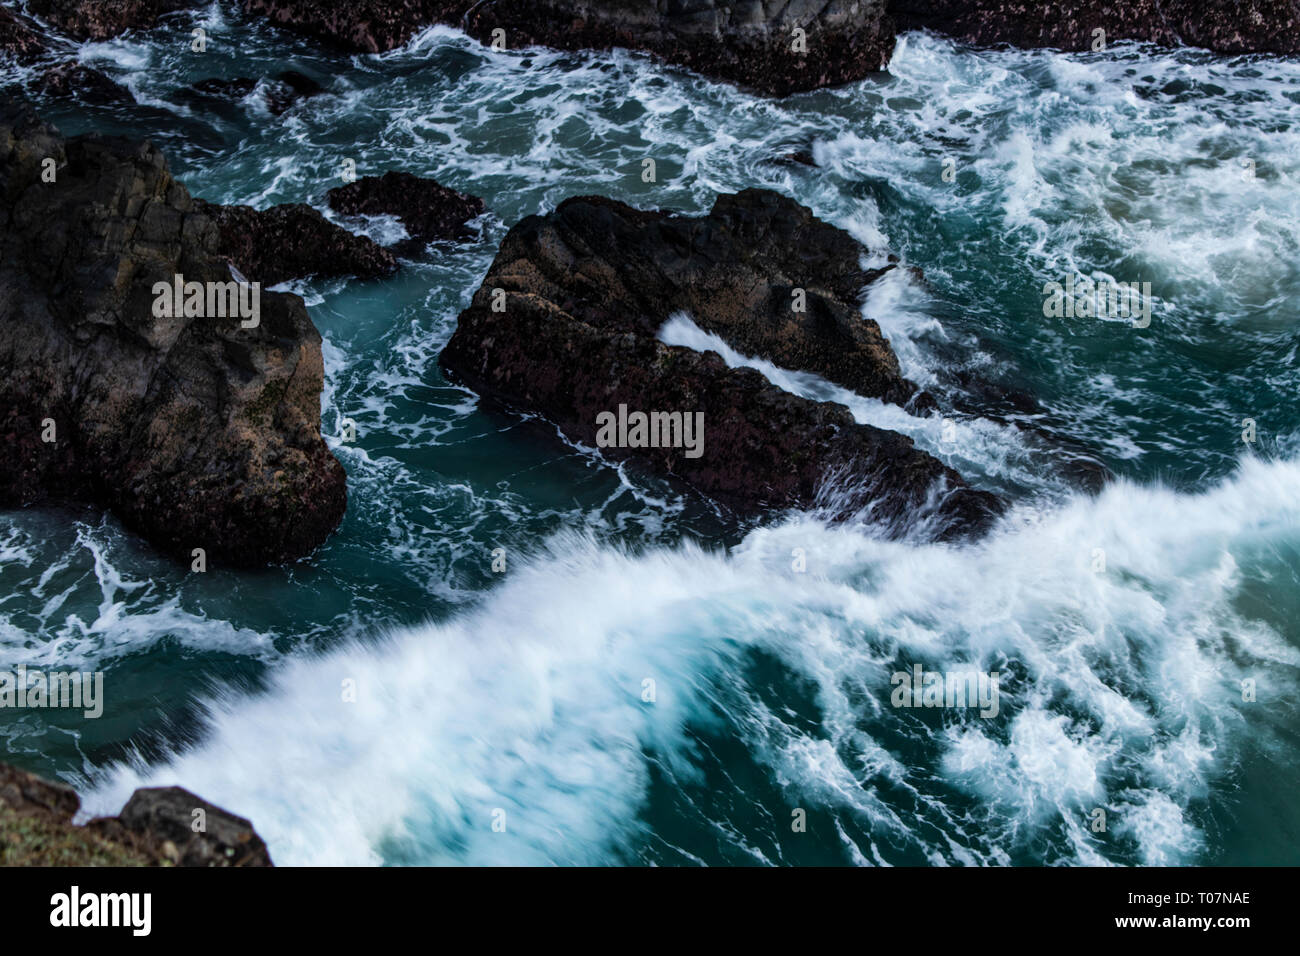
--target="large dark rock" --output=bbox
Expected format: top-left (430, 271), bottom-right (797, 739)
top-left (0, 100), bottom-right (346, 566)
top-left (890, 0), bottom-right (1300, 56)
top-left (26, 0), bottom-right (201, 40)
top-left (440, 190), bottom-right (1003, 539)
top-left (88, 786), bottom-right (273, 867)
top-left (0, 762), bottom-right (272, 866)
top-left (245, 0), bottom-right (895, 96)
top-left (196, 198), bottom-right (399, 285)
top-left (327, 170), bottom-right (484, 244)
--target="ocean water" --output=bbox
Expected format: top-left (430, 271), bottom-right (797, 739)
top-left (2, 4), bottom-right (1299, 865)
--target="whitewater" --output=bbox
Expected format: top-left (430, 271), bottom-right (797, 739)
top-left (1, 6), bottom-right (1297, 865)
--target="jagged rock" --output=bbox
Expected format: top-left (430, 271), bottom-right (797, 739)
top-left (244, 1), bottom-right (1300, 94)
top-left (243, 0), bottom-right (471, 54)
top-left (0, 6), bottom-right (50, 61)
top-left (0, 762), bottom-right (272, 866)
top-left (182, 71), bottom-right (325, 115)
top-left (244, 0), bottom-right (895, 95)
top-left (196, 198), bottom-right (398, 285)
top-left (890, 0), bottom-right (1300, 56)
top-left (327, 170), bottom-right (484, 248)
top-left (37, 62), bottom-right (136, 104)
top-left (88, 786), bottom-right (273, 867)
top-left (26, 0), bottom-right (200, 41)
top-left (0, 100), bottom-right (346, 566)
top-left (440, 190), bottom-right (1003, 539)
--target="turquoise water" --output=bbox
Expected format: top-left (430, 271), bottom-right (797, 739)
top-left (2, 5), bottom-right (1299, 865)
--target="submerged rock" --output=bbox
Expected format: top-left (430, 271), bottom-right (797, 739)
top-left (440, 190), bottom-right (1003, 539)
top-left (0, 762), bottom-right (272, 866)
top-left (37, 61), bottom-right (136, 104)
top-left (196, 198), bottom-right (399, 285)
top-left (0, 100), bottom-right (346, 566)
top-left (327, 170), bottom-right (485, 248)
top-left (178, 72), bottom-right (325, 116)
top-left (243, 1), bottom-right (1300, 93)
top-left (88, 786), bottom-right (273, 867)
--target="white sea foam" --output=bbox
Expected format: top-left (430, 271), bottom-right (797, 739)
top-left (83, 455), bottom-right (1300, 865)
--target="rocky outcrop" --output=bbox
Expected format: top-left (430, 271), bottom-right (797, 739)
top-left (0, 762), bottom-right (272, 866)
top-left (243, 1), bottom-right (1300, 93)
top-left (88, 786), bottom-right (273, 867)
top-left (0, 6), bottom-right (50, 61)
top-left (440, 189), bottom-right (1003, 539)
top-left (890, 0), bottom-right (1300, 56)
top-left (245, 0), bottom-right (895, 95)
top-left (0, 100), bottom-right (346, 566)
top-left (327, 170), bottom-right (484, 250)
top-left (26, 0), bottom-right (200, 41)
top-left (196, 199), bottom-right (398, 285)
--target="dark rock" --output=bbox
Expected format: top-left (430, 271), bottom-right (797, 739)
top-left (0, 762), bottom-right (80, 822)
top-left (244, 1), bottom-right (1300, 94)
top-left (26, 0), bottom-right (201, 41)
top-left (0, 6), bottom-right (50, 62)
top-left (183, 72), bottom-right (325, 115)
top-left (88, 786), bottom-right (273, 867)
top-left (889, 0), bottom-right (1300, 56)
top-left (464, 189), bottom-right (924, 406)
top-left (0, 762), bottom-right (272, 866)
top-left (245, 0), bottom-right (895, 96)
top-left (265, 69), bottom-right (326, 114)
top-left (440, 190), bottom-right (1003, 540)
top-left (327, 170), bottom-right (485, 244)
top-left (196, 198), bottom-right (398, 285)
top-left (244, 0), bottom-right (465, 53)
top-left (770, 148), bottom-right (818, 168)
top-left (0, 99), bottom-right (346, 566)
top-left (37, 62), bottom-right (136, 105)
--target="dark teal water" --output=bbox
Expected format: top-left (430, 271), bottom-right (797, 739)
top-left (2, 6), bottom-right (1298, 865)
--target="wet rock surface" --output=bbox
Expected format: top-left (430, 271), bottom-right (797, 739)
top-left (26, 0), bottom-right (200, 41)
top-left (0, 100), bottom-right (346, 566)
top-left (440, 189), bottom-right (1004, 539)
top-left (327, 170), bottom-right (485, 254)
top-left (37, 61), bottom-right (135, 104)
top-left (244, 0), bottom-right (895, 95)
top-left (0, 6), bottom-right (51, 62)
top-left (196, 198), bottom-right (399, 285)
